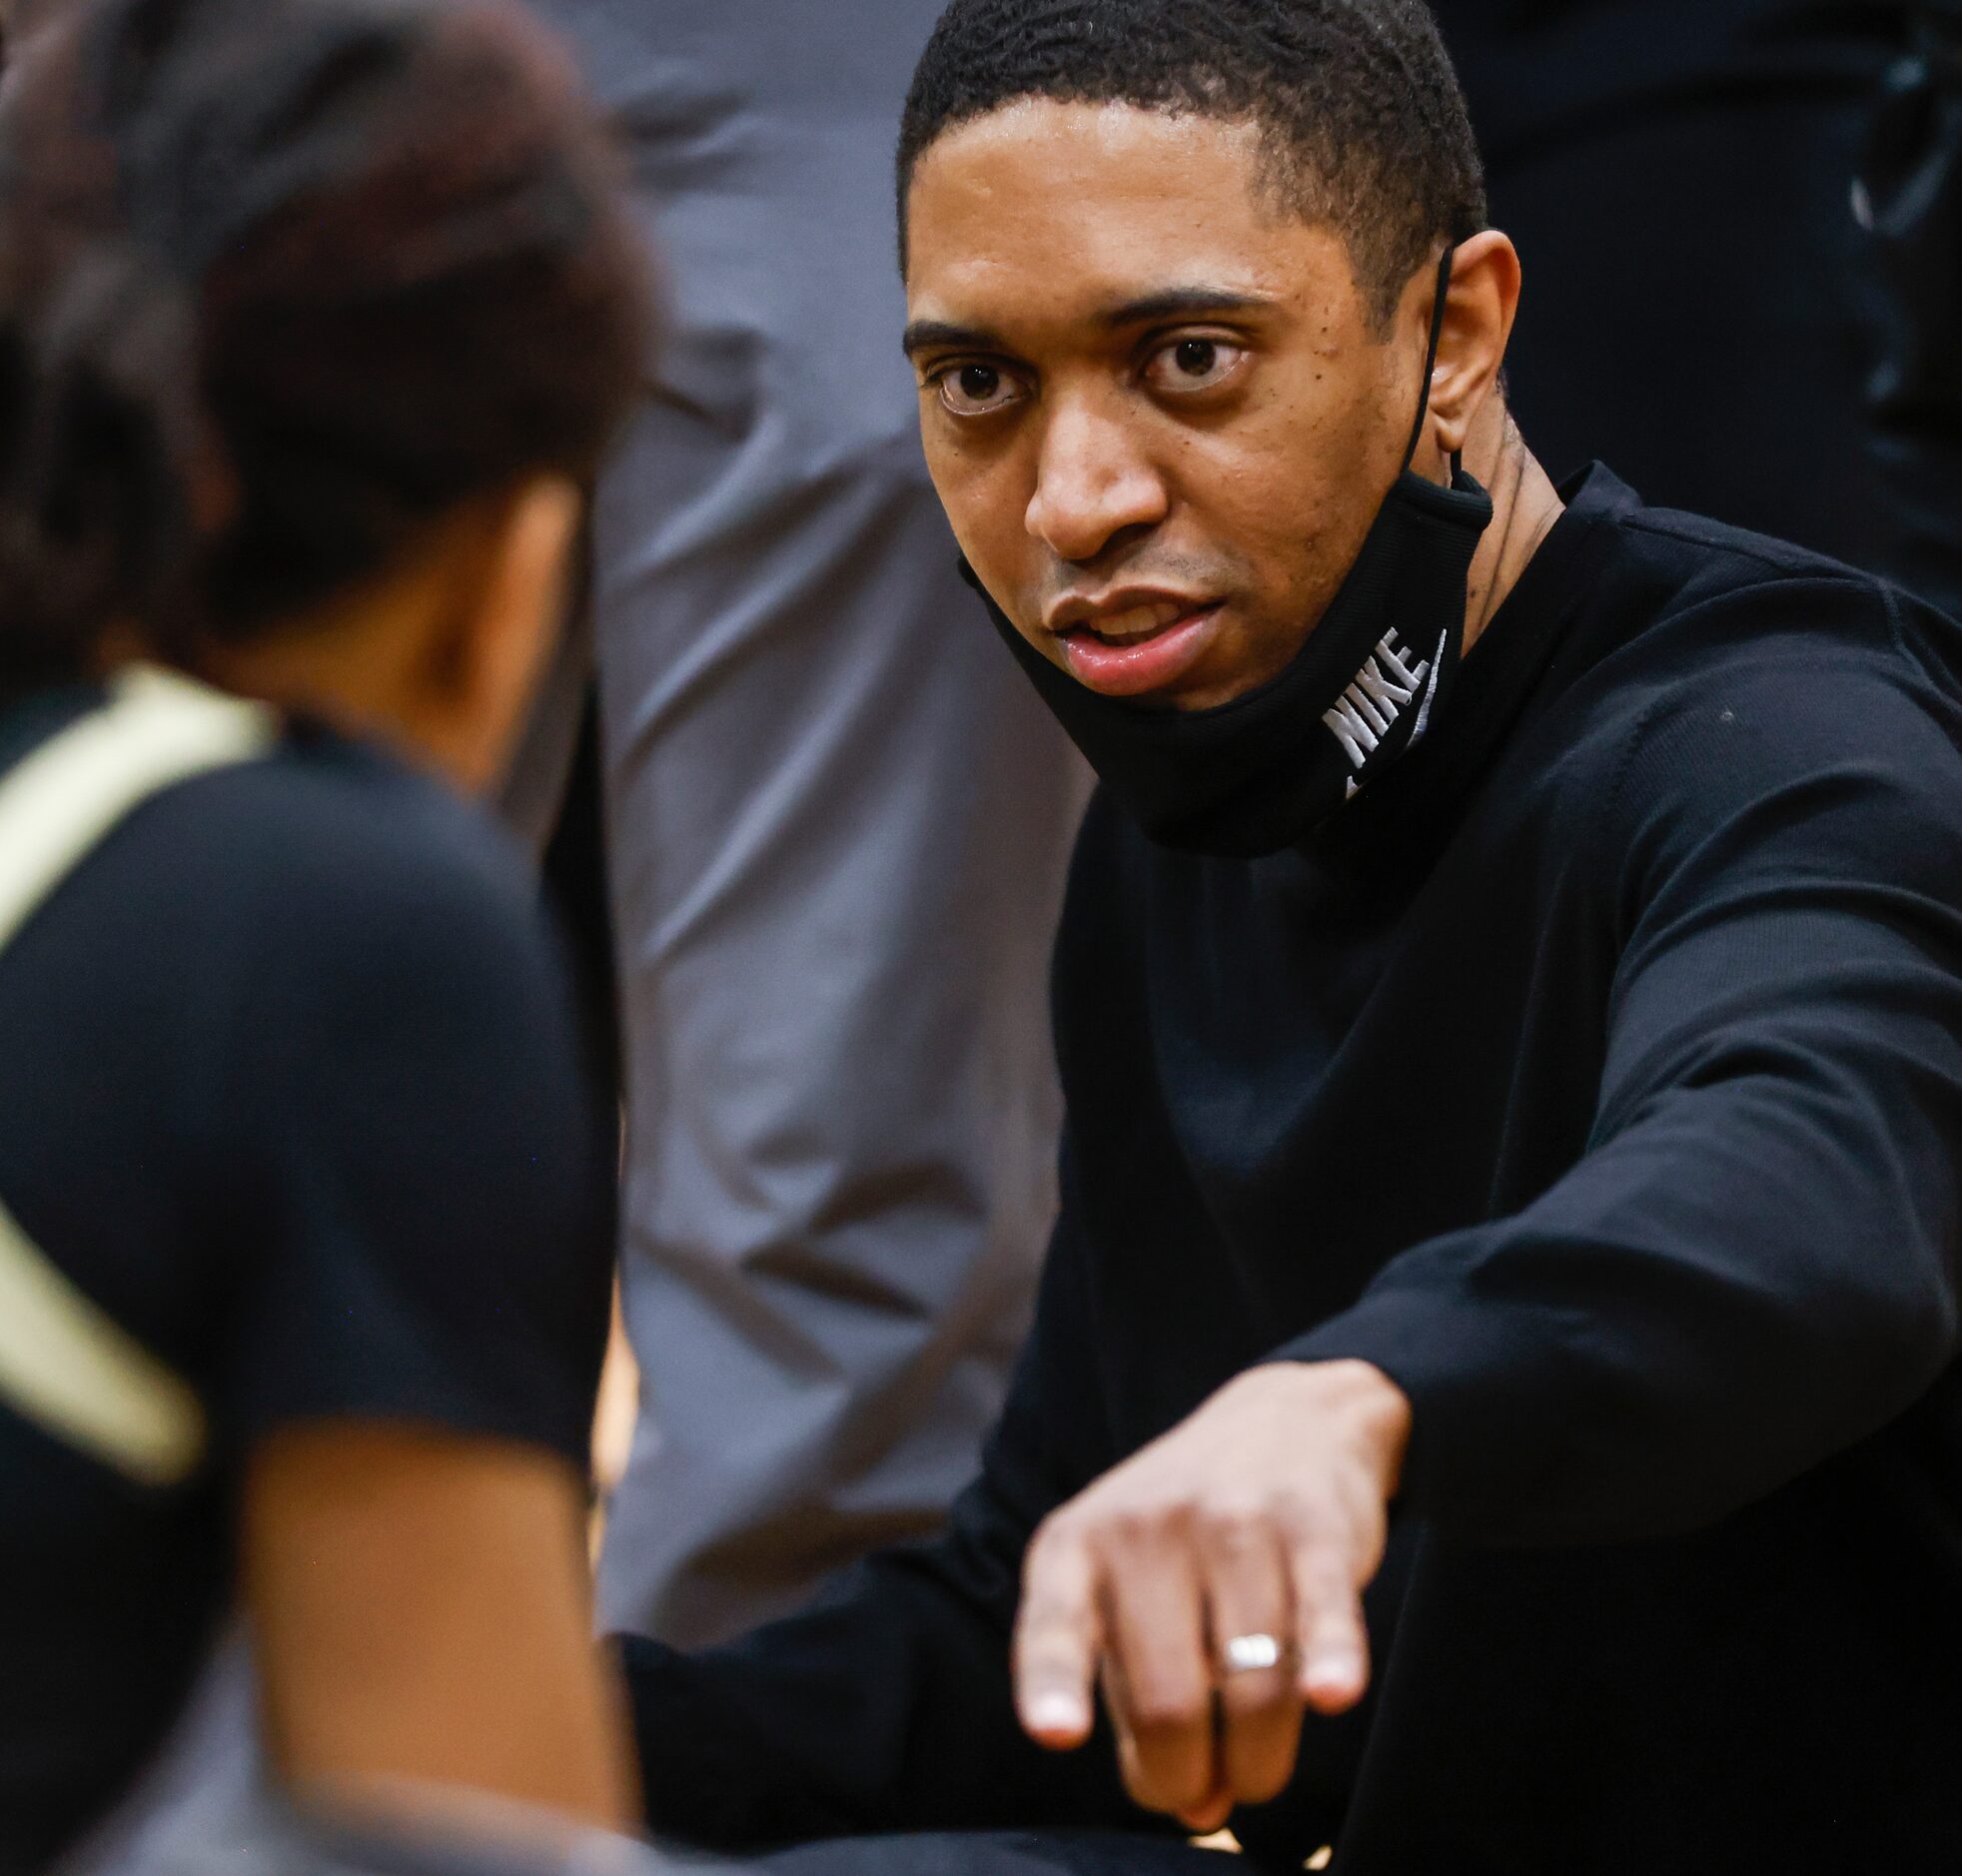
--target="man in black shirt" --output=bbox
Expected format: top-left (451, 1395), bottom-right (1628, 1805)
top-left (618, 2), bottom-right (1962, 1870)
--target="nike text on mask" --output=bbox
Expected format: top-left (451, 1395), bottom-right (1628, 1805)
top-left (961, 249), bottom-right (1494, 858)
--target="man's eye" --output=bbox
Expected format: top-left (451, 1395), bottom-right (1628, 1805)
top-left (935, 362), bottom-right (1026, 417)
top-left (1144, 337), bottom-right (1247, 395)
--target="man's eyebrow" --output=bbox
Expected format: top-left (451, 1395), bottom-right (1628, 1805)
top-left (901, 289), bottom-right (1276, 359)
top-left (1100, 287), bottom-right (1279, 329)
top-left (901, 319), bottom-right (1002, 358)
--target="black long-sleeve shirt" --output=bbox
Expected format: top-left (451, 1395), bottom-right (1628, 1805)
top-left (623, 465), bottom-right (1962, 1874)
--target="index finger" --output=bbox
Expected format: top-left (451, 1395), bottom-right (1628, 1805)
top-left (1014, 1522), bottom-right (1102, 1750)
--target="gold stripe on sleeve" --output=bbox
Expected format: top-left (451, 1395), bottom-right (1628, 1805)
top-left (0, 664), bottom-right (277, 1485)
top-left (0, 1198), bottom-right (210, 1487)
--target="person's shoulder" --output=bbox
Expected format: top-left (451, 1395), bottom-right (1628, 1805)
top-left (1627, 497), bottom-right (1889, 606)
top-left (1544, 501), bottom-right (1962, 871)
top-left (143, 723), bottom-right (549, 964)
top-left (92, 723), bottom-right (577, 1084)
top-left (170, 721), bottom-right (530, 896)
top-left (1553, 479), bottom-right (1962, 760)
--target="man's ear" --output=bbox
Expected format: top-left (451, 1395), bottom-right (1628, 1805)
top-left (420, 475), bottom-right (582, 792)
top-left (1425, 230), bottom-right (1521, 459)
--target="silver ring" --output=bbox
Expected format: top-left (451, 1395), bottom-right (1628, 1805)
top-left (1221, 1632), bottom-right (1285, 1675)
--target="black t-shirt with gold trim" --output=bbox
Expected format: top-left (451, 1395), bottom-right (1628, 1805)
top-left (0, 691), bottom-right (614, 1874)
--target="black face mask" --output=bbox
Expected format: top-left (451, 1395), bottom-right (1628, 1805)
top-left (960, 251), bottom-right (1494, 858)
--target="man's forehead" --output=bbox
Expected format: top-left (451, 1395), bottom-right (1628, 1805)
top-left (903, 99), bottom-right (1362, 338)
top-left (907, 100), bottom-right (1269, 259)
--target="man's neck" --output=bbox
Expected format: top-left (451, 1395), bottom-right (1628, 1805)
top-left (1455, 400), bottom-right (1564, 658)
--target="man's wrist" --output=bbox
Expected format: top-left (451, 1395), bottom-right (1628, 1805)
top-left (1257, 1358), bottom-right (1414, 1498)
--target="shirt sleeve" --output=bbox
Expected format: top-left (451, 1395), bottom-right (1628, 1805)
top-left (209, 785), bottom-right (615, 1469)
top-left (1281, 608), bottom-right (1962, 1545)
top-left (619, 1154), bottom-right (1166, 1849)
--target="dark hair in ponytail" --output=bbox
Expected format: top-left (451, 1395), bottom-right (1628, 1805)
top-left (0, 0), bottom-right (649, 685)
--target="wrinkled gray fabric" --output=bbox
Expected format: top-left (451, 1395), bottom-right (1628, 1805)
top-left (530, 0), bottom-right (1090, 1646)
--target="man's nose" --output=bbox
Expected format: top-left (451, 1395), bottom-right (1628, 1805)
top-left (1024, 398), bottom-right (1169, 565)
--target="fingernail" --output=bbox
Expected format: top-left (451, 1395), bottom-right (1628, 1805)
top-left (1026, 1691), bottom-right (1088, 1734)
top-left (1304, 1653), bottom-right (1363, 1697)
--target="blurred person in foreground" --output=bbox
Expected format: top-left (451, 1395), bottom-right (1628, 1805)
top-left (0, 0), bottom-right (651, 1866)
top-left (517, 0), bottom-right (1091, 1650)
top-left (614, 2), bottom-right (1962, 1871)
top-left (0, 12), bottom-right (1224, 1875)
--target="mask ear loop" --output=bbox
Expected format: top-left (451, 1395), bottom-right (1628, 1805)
top-left (1400, 245), bottom-right (1461, 481)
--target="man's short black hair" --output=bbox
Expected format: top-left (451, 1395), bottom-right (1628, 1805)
top-left (897, 0), bottom-right (1487, 330)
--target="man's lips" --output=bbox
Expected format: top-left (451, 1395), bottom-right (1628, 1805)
top-left (1053, 601), bottom-right (1224, 698)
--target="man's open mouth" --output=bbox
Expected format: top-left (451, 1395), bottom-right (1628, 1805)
top-left (1054, 602), bottom-right (1225, 698)
top-left (1065, 599), bottom-right (1196, 646)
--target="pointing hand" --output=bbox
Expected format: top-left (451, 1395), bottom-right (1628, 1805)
top-left (1012, 1360), bottom-right (1411, 1832)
